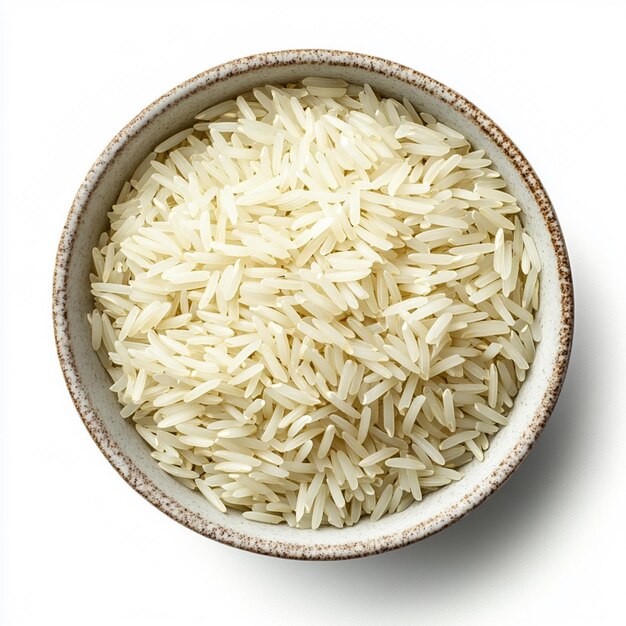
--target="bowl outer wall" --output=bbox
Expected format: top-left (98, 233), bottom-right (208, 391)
top-left (53, 49), bottom-right (574, 560)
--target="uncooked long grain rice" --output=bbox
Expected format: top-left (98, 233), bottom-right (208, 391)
top-left (89, 79), bottom-right (540, 528)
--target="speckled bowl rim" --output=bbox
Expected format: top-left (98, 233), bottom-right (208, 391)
top-left (53, 49), bottom-right (574, 560)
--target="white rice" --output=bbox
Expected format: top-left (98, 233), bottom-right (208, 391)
top-left (89, 79), bottom-right (540, 528)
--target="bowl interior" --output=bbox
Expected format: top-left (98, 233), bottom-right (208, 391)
top-left (55, 51), bottom-right (571, 559)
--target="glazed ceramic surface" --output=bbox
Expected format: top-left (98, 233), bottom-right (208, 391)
top-left (53, 50), bottom-right (573, 559)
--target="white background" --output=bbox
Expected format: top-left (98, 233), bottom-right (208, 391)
top-left (1, 1), bottom-right (625, 624)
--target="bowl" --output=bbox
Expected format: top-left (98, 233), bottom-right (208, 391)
top-left (53, 49), bottom-right (574, 560)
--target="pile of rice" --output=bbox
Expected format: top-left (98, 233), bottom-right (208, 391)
top-left (89, 78), bottom-right (541, 528)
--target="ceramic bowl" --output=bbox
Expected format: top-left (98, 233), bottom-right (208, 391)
top-left (53, 49), bottom-right (573, 560)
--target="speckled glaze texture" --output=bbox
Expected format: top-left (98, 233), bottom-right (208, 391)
top-left (53, 50), bottom-right (573, 560)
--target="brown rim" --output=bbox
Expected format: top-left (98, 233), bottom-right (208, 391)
top-left (53, 49), bottom-right (574, 560)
